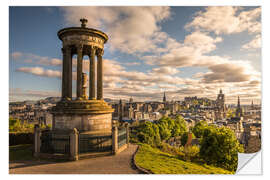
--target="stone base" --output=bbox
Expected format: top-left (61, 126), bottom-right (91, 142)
top-left (51, 99), bottom-right (114, 132)
top-left (53, 113), bottom-right (112, 132)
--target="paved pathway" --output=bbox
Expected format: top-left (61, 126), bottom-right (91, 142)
top-left (9, 144), bottom-right (140, 174)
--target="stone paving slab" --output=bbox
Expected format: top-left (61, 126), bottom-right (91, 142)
top-left (9, 144), bottom-right (139, 174)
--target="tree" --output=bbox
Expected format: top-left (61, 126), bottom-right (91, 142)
top-left (9, 117), bottom-right (22, 132)
top-left (199, 126), bottom-right (244, 171)
top-left (157, 120), bottom-right (171, 141)
top-left (172, 115), bottom-right (187, 137)
top-left (137, 121), bottom-right (160, 145)
top-left (192, 120), bottom-right (208, 138)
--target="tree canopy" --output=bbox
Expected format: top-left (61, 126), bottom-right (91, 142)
top-left (199, 125), bottom-right (244, 171)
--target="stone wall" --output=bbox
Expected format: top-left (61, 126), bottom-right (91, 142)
top-left (54, 113), bottom-right (112, 133)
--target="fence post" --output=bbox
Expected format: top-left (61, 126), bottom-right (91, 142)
top-left (34, 125), bottom-right (41, 157)
top-left (70, 128), bottom-right (79, 161)
top-left (112, 126), bottom-right (118, 154)
top-left (125, 123), bottom-right (129, 147)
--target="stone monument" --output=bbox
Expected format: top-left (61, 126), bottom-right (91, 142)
top-left (51, 18), bottom-right (114, 136)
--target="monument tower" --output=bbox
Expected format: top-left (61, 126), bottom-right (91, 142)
top-left (51, 18), bottom-right (114, 135)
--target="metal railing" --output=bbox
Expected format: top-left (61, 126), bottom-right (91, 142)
top-left (118, 128), bottom-right (127, 148)
top-left (78, 133), bottom-right (112, 154)
top-left (40, 130), bottom-right (70, 154)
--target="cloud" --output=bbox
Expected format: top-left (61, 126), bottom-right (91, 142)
top-left (186, 7), bottom-right (261, 35)
top-left (242, 34), bottom-right (261, 49)
top-left (11, 52), bottom-right (23, 60)
top-left (16, 67), bottom-right (61, 78)
top-left (11, 7), bottom-right (261, 104)
top-left (122, 62), bottom-right (141, 66)
top-left (61, 7), bottom-right (171, 54)
top-left (151, 67), bottom-right (180, 75)
top-left (9, 88), bottom-right (61, 101)
top-left (10, 52), bottom-right (63, 66)
top-left (184, 31), bottom-right (223, 54)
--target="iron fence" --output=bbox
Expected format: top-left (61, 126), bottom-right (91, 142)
top-left (118, 128), bottom-right (127, 148)
top-left (79, 133), bottom-right (112, 154)
top-left (40, 130), bottom-right (70, 154)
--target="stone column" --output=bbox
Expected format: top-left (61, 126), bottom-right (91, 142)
top-left (89, 46), bottom-right (96, 100)
top-left (66, 47), bottom-right (72, 99)
top-left (112, 126), bottom-right (118, 154)
top-left (70, 128), bottom-right (79, 161)
top-left (97, 48), bottom-right (104, 100)
top-left (34, 126), bottom-right (41, 157)
top-left (76, 44), bottom-right (83, 99)
top-left (61, 47), bottom-right (68, 99)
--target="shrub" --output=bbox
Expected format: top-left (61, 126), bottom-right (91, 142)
top-left (9, 132), bottom-right (34, 146)
top-left (183, 145), bottom-right (200, 161)
top-left (192, 120), bottom-right (208, 138)
top-left (199, 126), bottom-right (244, 171)
top-left (158, 142), bottom-right (185, 158)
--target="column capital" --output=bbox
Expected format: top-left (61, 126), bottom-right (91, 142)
top-left (96, 48), bottom-right (104, 57)
top-left (76, 44), bottom-right (84, 52)
top-left (89, 45), bottom-right (97, 55)
top-left (62, 46), bottom-right (71, 54)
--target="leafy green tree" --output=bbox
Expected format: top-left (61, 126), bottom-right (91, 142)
top-left (137, 121), bottom-right (160, 145)
top-left (200, 126), bottom-right (244, 171)
top-left (172, 115), bottom-right (187, 137)
top-left (192, 121), bottom-right (208, 138)
top-left (157, 121), bottom-right (171, 141)
top-left (9, 117), bottom-right (22, 132)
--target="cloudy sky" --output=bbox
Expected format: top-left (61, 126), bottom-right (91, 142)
top-left (9, 6), bottom-right (261, 104)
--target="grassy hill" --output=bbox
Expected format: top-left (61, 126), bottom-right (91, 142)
top-left (135, 144), bottom-right (233, 174)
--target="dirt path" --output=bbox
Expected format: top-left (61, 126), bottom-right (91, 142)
top-left (9, 144), bottom-right (140, 174)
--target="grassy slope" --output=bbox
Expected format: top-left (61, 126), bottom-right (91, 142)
top-left (135, 144), bottom-right (233, 174)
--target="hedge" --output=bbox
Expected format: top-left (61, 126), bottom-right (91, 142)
top-left (9, 132), bottom-right (34, 146)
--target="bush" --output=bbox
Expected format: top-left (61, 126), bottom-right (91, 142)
top-left (183, 145), bottom-right (200, 161)
top-left (9, 132), bottom-right (34, 146)
top-left (9, 117), bottom-right (34, 133)
top-left (158, 142), bottom-right (185, 158)
top-left (192, 120), bottom-right (208, 138)
top-left (199, 126), bottom-right (244, 171)
top-left (137, 121), bottom-right (161, 146)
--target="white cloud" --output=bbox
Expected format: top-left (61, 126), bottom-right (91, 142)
top-left (242, 34), bottom-right (261, 49)
top-left (9, 88), bottom-right (61, 101)
top-left (186, 7), bottom-right (261, 35)
top-left (16, 67), bottom-right (61, 78)
top-left (61, 7), bottom-right (171, 54)
top-left (151, 67), bottom-right (180, 75)
top-left (11, 52), bottom-right (63, 66)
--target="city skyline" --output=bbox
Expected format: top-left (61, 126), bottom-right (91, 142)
top-left (9, 6), bottom-right (261, 104)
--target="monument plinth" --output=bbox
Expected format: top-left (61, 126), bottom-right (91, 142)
top-left (51, 18), bottom-right (114, 135)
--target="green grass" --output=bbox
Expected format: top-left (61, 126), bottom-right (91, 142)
top-left (135, 143), bottom-right (233, 174)
top-left (9, 144), bottom-right (35, 161)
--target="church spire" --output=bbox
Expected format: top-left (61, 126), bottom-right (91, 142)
top-left (163, 91), bottom-right (166, 102)
top-left (236, 96), bottom-right (242, 117)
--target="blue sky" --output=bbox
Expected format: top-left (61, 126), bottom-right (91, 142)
top-left (9, 6), bottom-right (261, 104)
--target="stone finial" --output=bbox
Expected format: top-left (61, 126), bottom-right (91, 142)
top-left (80, 18), bottom-right (88, 28)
